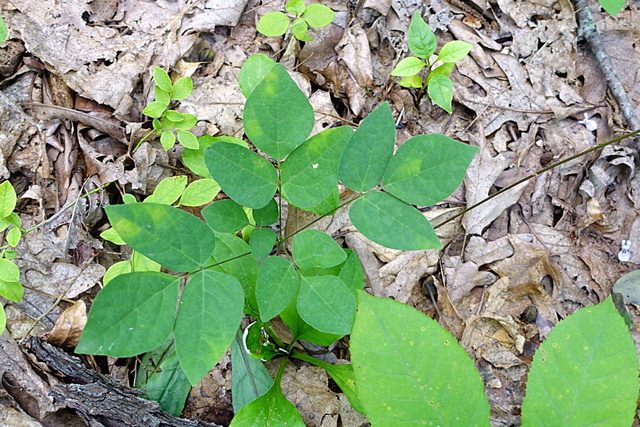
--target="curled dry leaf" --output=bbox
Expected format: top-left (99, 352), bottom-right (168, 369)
top-left (44, 300), bottom-right (87, 348)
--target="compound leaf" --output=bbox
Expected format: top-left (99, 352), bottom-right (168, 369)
top-left (205, 142), bottom-right (278, 209)
top-left (383, 134), bottom-right (478, 206)
top-left (175, 270), bottom-right (244, 385)
top-left (349, 191), bottom-right (441, 250)
top-left (351, 291), bottom-right (490, 426)
top-left (106, 203), bottom-right (215, 272)
top-left (521, 297), bottom-right (639, 426)
top-left (243, 64), bottom-right (314, 160)
top-left (77, 272), bottom-right (180, 357)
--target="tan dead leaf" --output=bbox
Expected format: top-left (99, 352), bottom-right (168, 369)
top-left (44, 300), bottom-right (87, 348)
top-left (489, 235), bottom-right (562, 289)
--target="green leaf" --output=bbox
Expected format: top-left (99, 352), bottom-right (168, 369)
top-left (436, 40), bottom-right (473, 63)
top-left (145, 176), bottom-right (187, 205)
top-left (153, 67), bottom-right (173, 92)
top-left (256, 11), bottom-right (291, 37)
top-left (143, 101), bottom-right (168, 119)
top-left (408, 11), bottom-right (436, 59)
top-left (338, 102), bottom-right (396, 192)
top-left (303, 186), bottom-right (339, 215)
top-left (231, 334), bottom-right (274, 412)
top-left (249, 228), bottom-right (276, 261)
top-left (349, 191), bottom-right (441, 250)
top-left (286, 0), bottom-right (306, 15)
top-left (209, 233), bottom-right (258, 315)
top-left (155, 86), bottom-right (171, 106)
top-left (427, 74), bottom-right (453, 113)
top-left (179, 179), bottom-right (220, 207)
top-left (0, 15), bottom-right (7, 44)
top-left (76, 272), bottom-right (180, 357)
top-left (612, 269), bottom-right (640, 304)
top-left (131, 250), bottom-right (161, 272)
top-left (182, 135), bottom-right (248, 179)
top-left (429, 62), bottom-right (455, 78)
top-left (0, 181), bottom-right (17, 218)
top-left (238, 54), bottom-right (277, 99)
top-left (103, 260), bottom-right (131, 285)
top-left (399, 75), bottom-right (423, 88)
top-left (301, 3), bottom-right (335, 28)
top-left (171, 76), bottom-right (193, 100)
top-left (106, 203), bottom-right (215, 272)
top-left (230, 382), bottom-right (305, 427)
top-left (160, 130), bottom-right (176, 150)
top-left (298, 275), bottom-right (355, 335)
top-left (281, 126), bottom-right (353, 208)
top-left (280, 296), bottom-right (344, 346)
top-left (352, 291), bottom-right (491, 426)
top-left (383, 134), bottom-right (478, 206)
top-left (0, 279), bottom-right (22, 302)
top-left (136, 338), bottom-right (191, 416)
top-left (338, 249), bottom-right (364, 296)
top-left (100, 227), bottom-right (126, 247)
top-left (175, 270), bottom-right (244, 385)
top-left (599, 0), bottom-right (625, 16)
top-left (205, 142), bottom-right (278, 209)
top-left (256, 256), bottom-right (299, 322)
top-left (170, 113), bottom-right (198, 130)
top-left (177, 131), bottom-right (199, 149)
top-left (391, 57), bottom-right (427, 76)
top-left (291, 18), bottom-right (311, 41)
top-left (243, 64), bottom-right (314, 161)
top-left (6, 226), bottom-right (20, 247)
top-left (202, 199), bottom-right (249, 233)
top-left (164, 110), bottom-right (184, 122)
top-left (252, 198), bottom-right (278, 226)
top-left (292, 229), bottom-right (347, 269)
top-left (0, 258), bottom-right (20, 283)
top-left (521, 297), bottom-right (639, 426)
top-left (0, 305), bottom-right (5, 332)
top-left (398, 75), bottom-right (423, 88)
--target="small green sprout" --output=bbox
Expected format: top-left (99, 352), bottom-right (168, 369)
top-left (391, 11), bottom-right (473, 114)
top-left (257, 0), bottom-right (334, 42)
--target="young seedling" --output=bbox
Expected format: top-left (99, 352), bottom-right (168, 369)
top-left (0, 181), bottom-right (23, 331)
top-left (391, 11), bottom-right (472, 113)
top-left (256, 0), bottom-right (334, 42)
top-left (139, 67), bottom-right (197, 151)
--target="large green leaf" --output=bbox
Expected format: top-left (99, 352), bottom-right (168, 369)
top-left (204, 142), bottom-right (278, 209)
top-left (281, 126), bottom-right (353, 208)
top-left (209, 233), bottom-right (259, 315)
top-left (256, 256), bottom-right (300, 322)
top-left (382, 134), bottom-right (478, 206)
top-left (297, 275), bottom-right (355, 335)
top-left (351, 291), bottom-right (490, 426)
top-left (349, 191), bottom-right (441, 250)
top-left (243, 64), bottom-right (314, 161)
top-left (136, 338), bottom-right (191, 417)
top-left (202, 199), bottom-right (249, 233)
top-left (338, 102), bottom-right (396, 192)
top-left (238, 54), bottom-right (277, 98)
top-left (521, 297), bottom-right (639, 426)
top-left (292, 229), bottom-right (347, 269)
top-left (106, 203), bottom-right (215, 272)
top-left (230, 382), bottom-right (305, 427)
top-left (231, 334), bottom-right (274, 412)
top-left (175, 270), bottom-right (244, 385)
top-left (76, 272), bottom-right (180, 357)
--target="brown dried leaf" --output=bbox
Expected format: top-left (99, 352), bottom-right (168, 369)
top-left (44, 300), bottom-right (87, 348)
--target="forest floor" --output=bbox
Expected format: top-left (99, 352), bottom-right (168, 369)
top-left (1, 0), bottom-right (640, 426)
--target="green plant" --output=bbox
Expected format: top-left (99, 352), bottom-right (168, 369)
top-left (391, 11), bottom-right (473, 113)
top-left (139, 67), bottom-right (198, 151)
top-left (598, 0), bottom-right (625, 15)
top-left (0, 14), bottom-right (8, 44)
top-left (256, 0), bottom-right (334, 42)
top-left (75, 53), bottom-right (478, 422)
top-left (0, 181), bottom-right (23, 332)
